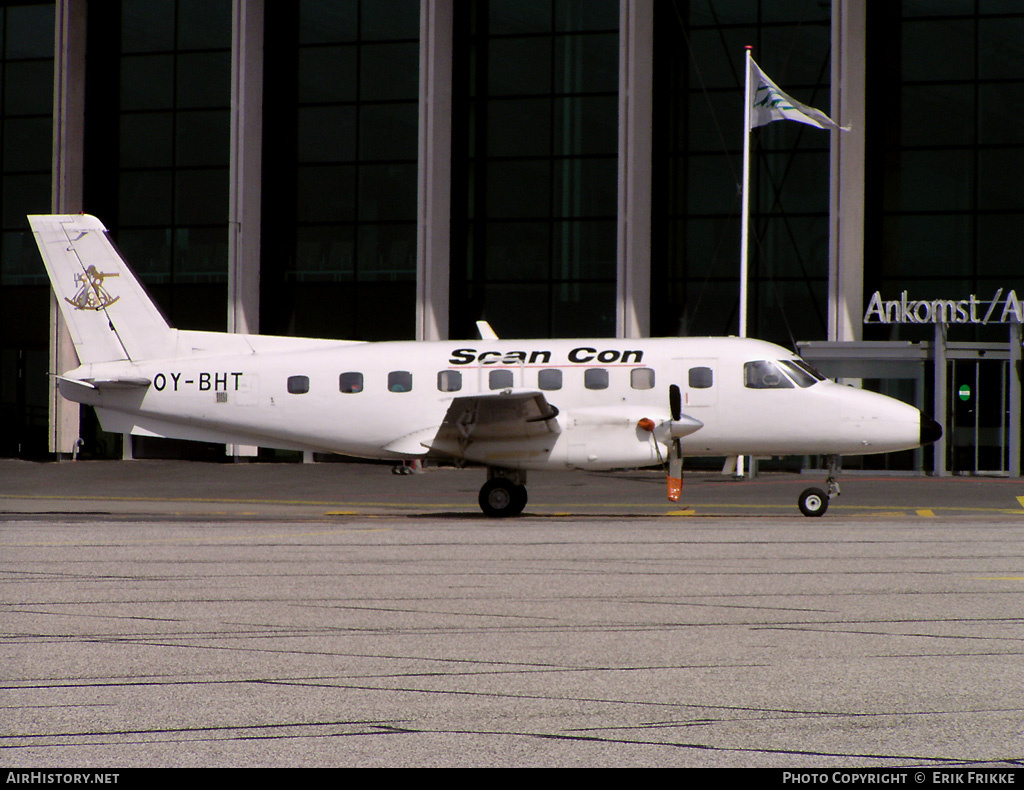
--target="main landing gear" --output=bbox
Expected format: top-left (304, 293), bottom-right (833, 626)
top-left (798, 455), bottom-right (841, 517)
top-left (479, 468), bottom-right (528, 518)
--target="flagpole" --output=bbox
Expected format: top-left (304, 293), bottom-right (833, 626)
top-left (737, 46), bottom-right (753, 479)
top-left (739, 45), bottom-right (752, 341)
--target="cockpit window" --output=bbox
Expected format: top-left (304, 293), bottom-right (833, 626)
top-left (791, 358), bottom-right (827, 381)
top-left (744, 360), bottom-right (794, 389)
top-left (777, 360), bottom-right (817, 388)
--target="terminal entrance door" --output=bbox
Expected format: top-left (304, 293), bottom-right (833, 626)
top-left (948, 358), bottom-right (1009, 474)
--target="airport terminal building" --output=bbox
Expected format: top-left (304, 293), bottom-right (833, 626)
top-left (1, 0), bottom-right (1022, 475)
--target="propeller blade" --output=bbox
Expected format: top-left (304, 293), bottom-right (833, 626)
top-left (667, 439), bottom-right (683, 502)
top-left (669, 384), bottom-right (682, 421)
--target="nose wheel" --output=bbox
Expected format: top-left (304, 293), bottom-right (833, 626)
top-left (798, 455), bottom-right (840, 517)
top-left (798, 487), bottom-right (828, 517)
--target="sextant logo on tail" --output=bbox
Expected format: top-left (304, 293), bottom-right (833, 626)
top-left (66, 265), bottom-right (119, 311)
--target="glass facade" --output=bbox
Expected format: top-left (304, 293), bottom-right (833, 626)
top-left (653, 0), bottom-right (833, 344)
top-left (866, 1), bottom-right (1024, 343)
top-left (3, 0), bottom-right (1024, 463)
top-left (0, 1), bottom-right (54, 456)
top-left (261, 0), bottom-right (420, 341)
top-left (451, 0), bottom-right (619, 339)
top-left (84, 0), bottom-right (232, 331)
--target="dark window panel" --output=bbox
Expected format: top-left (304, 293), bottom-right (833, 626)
top-left (121, 0), bottom-right (175, 53)
top-left (297, 165), bottom-right (357, 223)
top-left (356, 223), bottom-right (416, 281)
top-left (176, 110), bottom-right (230, 167)
top-left (120, 55), bottom-right (175, 111)
top-left (300, 0), bottom-right (358, 45)
top-left (3, 60), bottom-right (54, 115)
top-left (177, 0), bottom-right (231, 51)
top-left (360, 42), bottom-right (419, 101)
top-left (293, 224), bottom-right (355, 280)
top-left (297, 105), bottom-right (357, 163)
top-left (358, 163), bottom-right (418, 222)
top-left (176, 52), bottom-right (231, 109)
top-left (5, 4), bottom-right (55, 59)
top-left (2, 116), bottom-right (50, 173)
top-left (174, 168), bottom-right (229, 225)
top-left (299, 46), bottom-right (357, 103)
top-left (120, 113), bottom-right (174, 168)
top-left (357, 102), bottom-right (418, 161)
top-left (118, 170), bottom-right (174, 226)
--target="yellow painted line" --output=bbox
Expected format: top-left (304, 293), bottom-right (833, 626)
top-left (0, 527), bottom-right (392, 547)
top-left (1017, 496), bottom-right (1024, 510)
top-left (916, 509), bottom-right (935, 517)
top-left (978, 577), bottom-right (1024, 581)
top-left (664, 510), bottom-right (696, 516)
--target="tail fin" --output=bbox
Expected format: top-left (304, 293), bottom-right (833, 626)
top-left (29, 214), bottom-right (175, 364)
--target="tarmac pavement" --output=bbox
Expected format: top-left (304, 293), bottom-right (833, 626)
top-left (1, 459), bottom-right (1023, 768)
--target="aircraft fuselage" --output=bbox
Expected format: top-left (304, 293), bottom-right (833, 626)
top-left (59, 334), bottom-right (927, 471)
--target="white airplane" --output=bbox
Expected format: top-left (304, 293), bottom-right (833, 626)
top-left (30, 214), bottom-right (941, 518)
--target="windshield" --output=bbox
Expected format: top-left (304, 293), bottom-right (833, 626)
top-left (777, 360), bottom-right (817, 388)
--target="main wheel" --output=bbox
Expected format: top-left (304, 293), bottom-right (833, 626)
top-left (798, 487), bottom-right (829, 517)
top-left (479, 478), bottom-right (527, 518)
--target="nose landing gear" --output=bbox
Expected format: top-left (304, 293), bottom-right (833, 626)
top-left (798, 455), bottom-right (840, 517)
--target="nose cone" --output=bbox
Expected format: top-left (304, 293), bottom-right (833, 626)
top-left (920, 413), bottom-right (943, 445)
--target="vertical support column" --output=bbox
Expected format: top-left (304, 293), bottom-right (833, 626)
top-left (49, 0), bottom-right (86, 457)
top-left (828, 0), bottom-right (866, 342)
top-left (1009, 322), bottom-right (1021, 478)
top-left (228, 0), bottom-right (263, 458)
top-left (229, 0), bottom-right (263, 337)
top-left (416, 0), bottom-right (453, 342)
top-left (616, 0), bottom-right (653, 340)
top-left (933, 322), bottom-right (948, 477)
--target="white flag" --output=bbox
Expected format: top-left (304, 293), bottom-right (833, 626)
top-left (748, 57), bottom-right (847, 132)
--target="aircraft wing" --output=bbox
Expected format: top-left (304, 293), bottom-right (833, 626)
top-left (392, 390), bottom-right (560, 459)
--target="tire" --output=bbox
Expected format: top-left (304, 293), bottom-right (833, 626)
top-left (479, 478), bottom-right (527, 518)
top-left (798, 487), bottom-right (828, 517)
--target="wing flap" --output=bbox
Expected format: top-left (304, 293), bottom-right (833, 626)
top-left (426, 391), bottom-right (560, 458)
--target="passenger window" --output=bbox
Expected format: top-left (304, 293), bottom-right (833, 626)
top-left (287, 375), bottom-right (310, 395)
top-left (631, 368), bottom-right (655, 390)
top-left (388, 371), bottom-right (412, 392)
top-left (538, 369), bottom-right (562, 390)
top-left (437, 370), bottom-right (462, 392)
top-left (584, 368), bottom-right (609, 390)
top-left (489, 369), bottom-right (514, 390)
top-left (688, 367), bottom-right (713, 389)
top-left (339, 372), bottom-right (363, 393)
top-left (744, 360), bottom-right (793, 389)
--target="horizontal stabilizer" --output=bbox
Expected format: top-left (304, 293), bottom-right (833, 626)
top-left (56, 374), bottom-right (151, 404)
